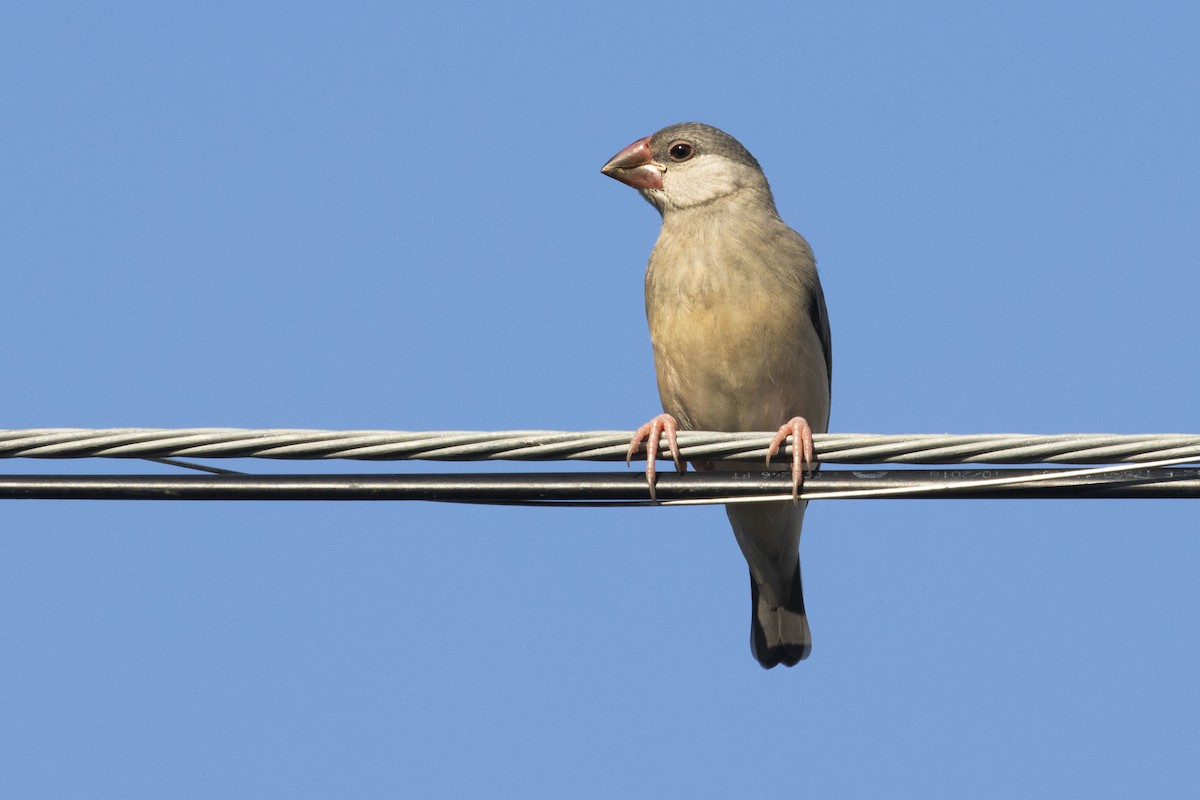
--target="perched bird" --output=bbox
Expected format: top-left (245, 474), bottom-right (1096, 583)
top-left (601, 122), bottom-right (832, 668)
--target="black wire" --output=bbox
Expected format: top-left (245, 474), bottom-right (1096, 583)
top-left (1, 468), bottom-right (1198, 502)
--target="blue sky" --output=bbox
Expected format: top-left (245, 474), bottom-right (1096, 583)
top-left (2, 1), bottom-right (1199, 796)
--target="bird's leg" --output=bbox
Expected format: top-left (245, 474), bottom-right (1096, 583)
top-left (627, 413), bottom-right (685, 500)
top-left (765, 416), bottom-right (815, 502)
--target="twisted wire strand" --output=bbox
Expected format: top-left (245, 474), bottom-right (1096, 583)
top-left (2, 429), bottom-right (1200, 465)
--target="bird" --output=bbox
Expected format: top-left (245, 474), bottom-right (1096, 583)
top-left (601, 122), bottom-right (832, 668)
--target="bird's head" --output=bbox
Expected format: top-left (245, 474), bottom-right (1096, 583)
top-left (601, 122), bottom-right (774, 215)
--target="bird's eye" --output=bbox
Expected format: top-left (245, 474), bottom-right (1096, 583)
top-left (667, 141), bottom-right (694, 162)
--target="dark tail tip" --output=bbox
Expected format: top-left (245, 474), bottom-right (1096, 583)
top-left (749, 565), bottom-right (811, 668)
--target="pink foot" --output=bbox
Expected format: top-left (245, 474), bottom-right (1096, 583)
top-left (627, 413), bottom-right (685, 500)
top-left (766, 416), bottom-right (815, 501)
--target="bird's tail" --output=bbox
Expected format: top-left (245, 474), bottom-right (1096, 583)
top-left (750, 563), bottom-right (811, 668)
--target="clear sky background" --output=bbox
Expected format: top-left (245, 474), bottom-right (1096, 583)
top-left (3, 1), bottom-right (1198, 797)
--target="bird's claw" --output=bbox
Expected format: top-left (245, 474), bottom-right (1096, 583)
top-left (766, 416), bottom-right (815, 502)
top-left (627, 413), bottom-right (684, 500)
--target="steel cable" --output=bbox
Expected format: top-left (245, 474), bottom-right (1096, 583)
top-left (3, 429), bottom-right (1200, 465)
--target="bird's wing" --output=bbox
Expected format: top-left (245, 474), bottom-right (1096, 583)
top-left (808, 278), bottom-right (833, 391)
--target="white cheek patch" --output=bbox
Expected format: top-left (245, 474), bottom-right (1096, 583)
top-left (661, 158), bottom-right (755, 210)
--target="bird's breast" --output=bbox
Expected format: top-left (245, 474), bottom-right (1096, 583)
top-left (645, 261), bottom-right (829, 434)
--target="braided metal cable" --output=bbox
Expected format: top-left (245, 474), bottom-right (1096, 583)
top-left (2, 429), bottom-right (1200, 465)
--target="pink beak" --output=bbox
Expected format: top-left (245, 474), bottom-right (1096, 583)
top-left (601, 136), bottom-right (663, 190)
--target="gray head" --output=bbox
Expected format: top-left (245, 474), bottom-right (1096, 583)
top-left (601, 122), bottom-right (775, 215)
